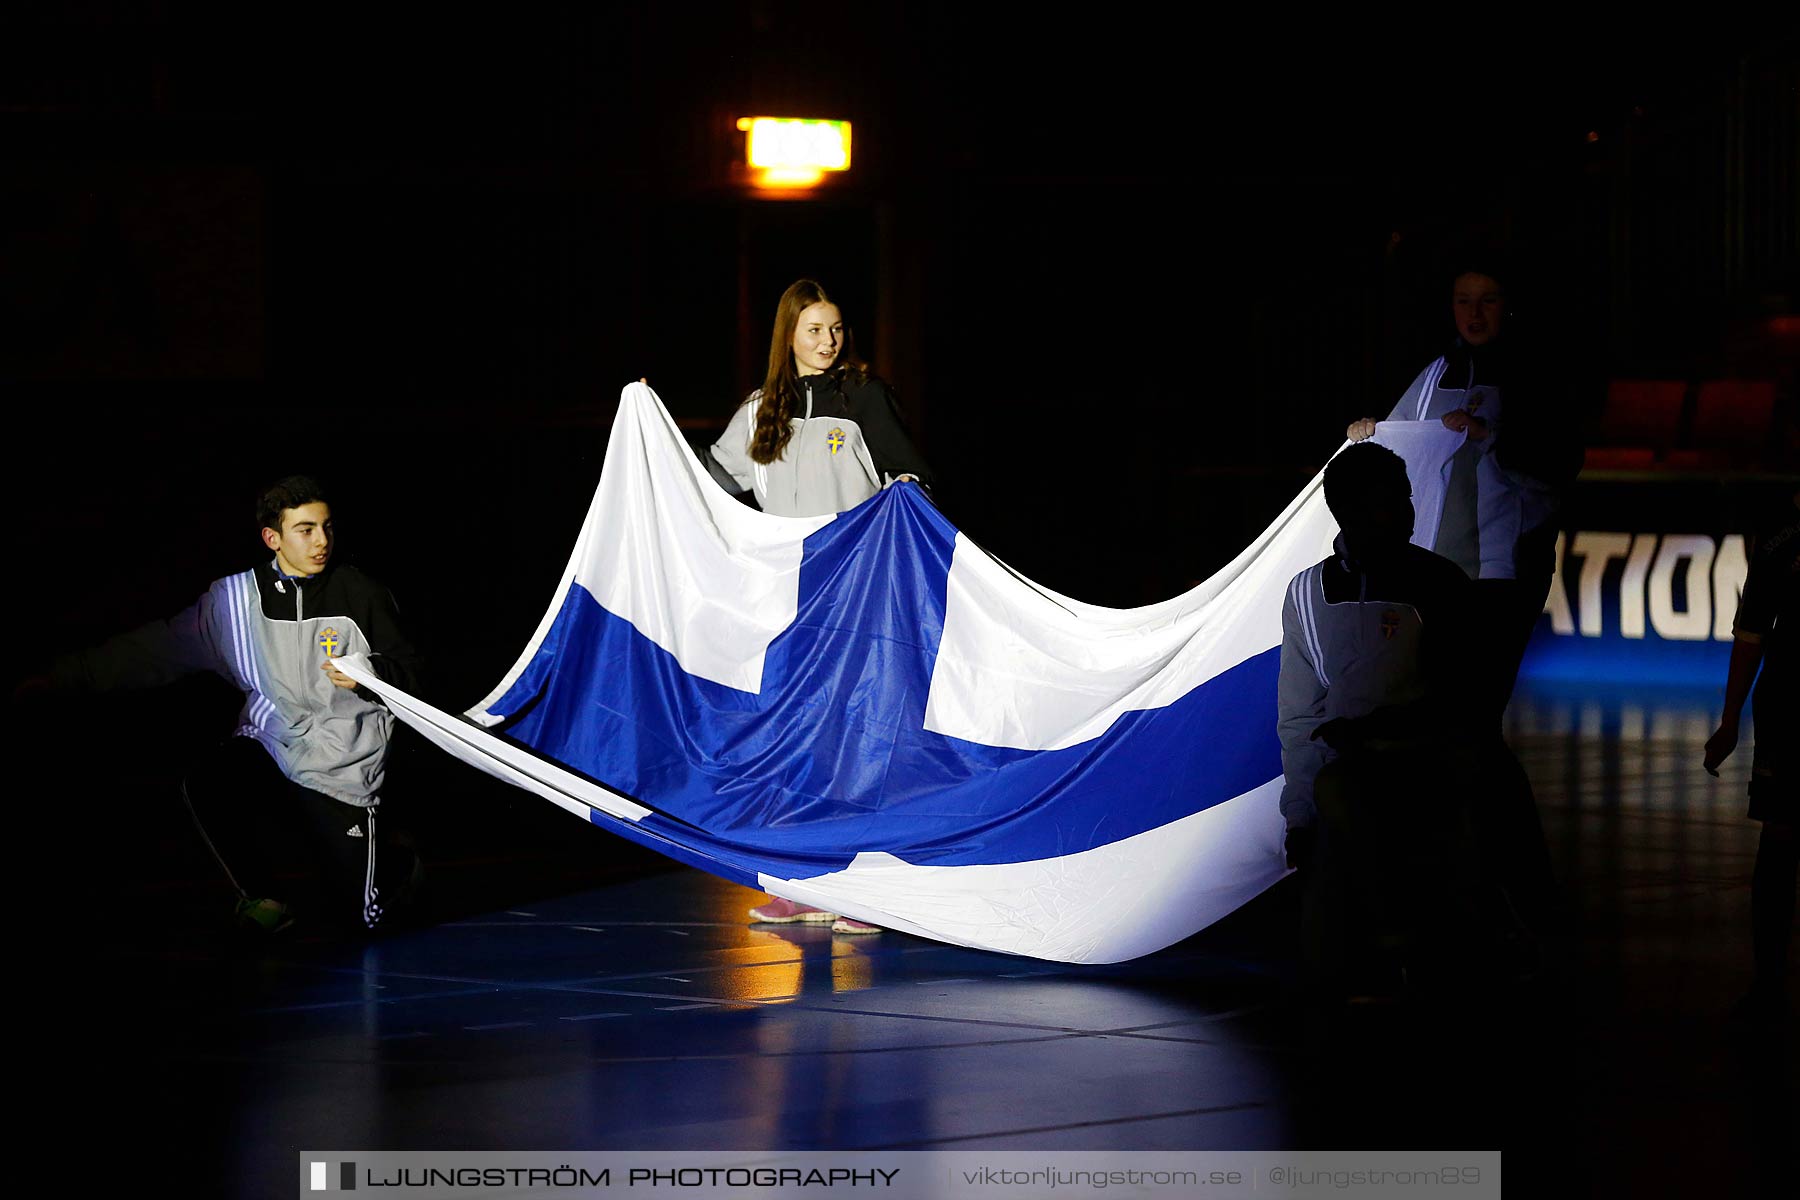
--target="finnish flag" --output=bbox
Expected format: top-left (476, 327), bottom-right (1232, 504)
top-left (337, 384), bottom-right (1461, 963)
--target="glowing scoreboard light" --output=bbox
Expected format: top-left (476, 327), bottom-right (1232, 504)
top-left (736, 117), bottom-right (852, 189)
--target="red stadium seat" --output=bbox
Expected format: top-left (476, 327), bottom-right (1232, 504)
top-left (1586, 379), bottom-right (1687, 470)
top-left (1686, 379), bottom-right (1777, 465)
top-left (1597, 379), bottom-right (1687, 449)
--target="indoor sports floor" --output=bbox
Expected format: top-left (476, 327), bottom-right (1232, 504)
top-left (40, 683), bottom-right (1792, 1198)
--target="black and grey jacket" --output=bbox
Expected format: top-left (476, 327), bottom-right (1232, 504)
top-left (1386, 338), bottom-right (1582, 582)
top-left (1385, 345), bottom-right (1500, 578)
top-left (705, 369), bottom-right (933, 517)
top-left (53, 561), bottom-right (422, 807)
top-left (1277, 535), bottom-right (1473, 829)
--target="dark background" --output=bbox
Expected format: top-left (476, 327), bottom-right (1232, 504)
top-left (5, 6), bottom-right (1797, 906)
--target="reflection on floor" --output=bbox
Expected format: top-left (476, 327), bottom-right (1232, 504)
top-left (39, 683), bottom-right (1793, 1197)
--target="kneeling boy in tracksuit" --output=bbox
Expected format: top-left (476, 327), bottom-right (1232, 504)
top-left (47, 475), bottom-right (423, 932)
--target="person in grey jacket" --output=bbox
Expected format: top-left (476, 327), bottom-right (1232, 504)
top-left (708, 279), bottom-right (932, 933)
top-left (1278, 444), bottom-right (1476, 991)
top-left (1346, 264), bottom-right (1582, 722)
top-left (1346, 268), bottom-right (1507, 580)
top-left (45, 475), bottom-right (423, 933)
top-left (706, 278), bottom-right (932, 519)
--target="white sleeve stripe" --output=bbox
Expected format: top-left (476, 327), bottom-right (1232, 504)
top-left (1298, 566), bottom-right (1329, 688)
top-left (1288, 575), bottom-right (1317, 689)
top-left (246, 577), bottom-right (269, 696)
top-left (229, 572), bottom-right (277, 732)
top-left (232, 575), bottom-right (267, 728)
top-left (1288, 572), bottom-right (1319, 683)
top-left (224, 574), bottom-right (250, 690)
top-left (1287, 574), bottom-right (1306, 663)
top-left (1415, 357), bottom-right (1447, 420)
top-left (231, 577), bottom-right (260, 730)
top-left (1294, 576), bottom-right (1310, 672)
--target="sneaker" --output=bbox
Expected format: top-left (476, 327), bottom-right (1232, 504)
top-left (831, 916), bottom-right (882, 935)
top-left (748, 896), bottom-right (837, 924)
top-left (235, 897), bottom-right (294, 934)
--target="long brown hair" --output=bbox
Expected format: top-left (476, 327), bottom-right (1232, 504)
top-left (749, 279), bottom-right (868, 464)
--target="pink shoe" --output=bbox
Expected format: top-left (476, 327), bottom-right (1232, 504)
top-left (831, 916), bottom-right (882, 934)
top-left (748, 896), bottom-right (836, 924)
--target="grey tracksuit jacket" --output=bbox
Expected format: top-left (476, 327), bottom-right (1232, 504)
top-left (53, 560), bottom-right (422, 806)
top-left (705, 369), bottom-right (933, 517)
top-left (1387, 354), bottom-right (1500, 578)
top-left (1277, 537), bottom-right (1473, 829)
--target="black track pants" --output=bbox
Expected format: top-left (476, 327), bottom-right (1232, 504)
top-left (181, 735), bottom-right (385, 930)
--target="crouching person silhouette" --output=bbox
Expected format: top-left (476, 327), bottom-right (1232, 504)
top-left (1278, 444), bottom-right (1481, 999)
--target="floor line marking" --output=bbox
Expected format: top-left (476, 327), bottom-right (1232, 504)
top-left (569, 1032), bottom-right (1112, 1063)
top-left (253, 947), bottom-right (919, 1004)
top-left (245, 933), bottom-right (983, 1009)
top-left (253, 970), bottom-right (1207, 1037)
top-left (1101, 1004), bottom-right (1275, 1032)
top-left (856, 1102), bottom-right (1268, 1149)
top-left (256, 984), bottom-right (512, 1014)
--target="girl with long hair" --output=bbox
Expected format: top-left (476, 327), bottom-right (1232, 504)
top-left (706, 279), bottom-right (930, 519)
top-left (705, 279), bottom-right (933, 933)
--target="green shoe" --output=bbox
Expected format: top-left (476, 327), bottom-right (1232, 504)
top-left (234, 897), bottom-right (294, 934)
